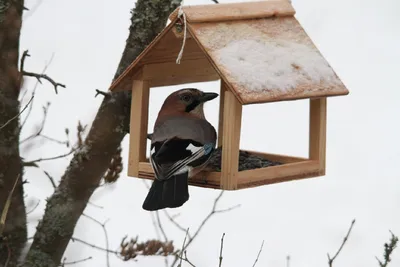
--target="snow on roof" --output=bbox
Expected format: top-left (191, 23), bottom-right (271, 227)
top-left (189, 17), bottom-right (348, 103)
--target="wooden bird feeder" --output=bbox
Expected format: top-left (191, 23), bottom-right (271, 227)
top-left (108, 0), bottom-right (349, 190)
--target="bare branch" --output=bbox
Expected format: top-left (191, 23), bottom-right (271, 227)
top-left (0, 94), bottom-right (34, 131)
top-left (21, 50), bottom-right (65, 94)
top-left (327, 219), bottom-right (356, 267)
top-left (211, 0), bottom-right (219, 3)
top-left (20, 102), bottom-right (50, 144)
top-left (23, 148), bottom-right (76, 166)
top-left (20, 53), bottom-right (55, 131)
top-left (71, 237), bottom-right (118, 255)
top-left (286, 255), bottom-right (291, 267)
top-left (95, 89), bottom-right (111, 98)
top-left (156, 211), bottom-right (169, 243)
top-left (27, 200), bottom-right (40, 214)
top-left (376, 230), bottom-right (399, 267)
top-left (0, 175), bottom-right (21, 236)
top-left (251, 240), bottom-right (264, 267)
top-left (60, 256), bottom-right (92, 266)
top-left (41, 170), bottom-right (57, 188)
top-left (178, 228), bottom-right (189, 267)
top-left (219, 233), bottom-right (225, 267)
top-left (170, 191), bottom-right (240, 267)
top-left (82, 214), bottom-right (111, 267)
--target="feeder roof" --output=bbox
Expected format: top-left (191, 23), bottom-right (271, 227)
top-left (109, 0), bottom-right (349, 104)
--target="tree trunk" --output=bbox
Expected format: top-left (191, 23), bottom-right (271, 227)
top-left (0, 1), bottom-right (28, 266)
top-left (22, 1), bottom-right (181, 266)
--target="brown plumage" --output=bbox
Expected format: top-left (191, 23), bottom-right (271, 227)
top-left (142, 88), bottom-right (218, 211)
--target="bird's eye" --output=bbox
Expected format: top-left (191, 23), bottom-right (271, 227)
top-left (180, 94), bottom-right (191, 102)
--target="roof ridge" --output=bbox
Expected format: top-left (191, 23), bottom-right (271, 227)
top-left (169, 0), bottom-right (295, 23)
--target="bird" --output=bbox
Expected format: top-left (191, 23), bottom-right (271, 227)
top-left (142, 88), bottom-right (219, 211)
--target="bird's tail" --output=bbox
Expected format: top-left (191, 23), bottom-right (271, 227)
top-left (142, 172), bottom-right (189, 211)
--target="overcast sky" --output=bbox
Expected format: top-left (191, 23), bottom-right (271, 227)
top-left (20, 0), bottom-right (400, 266)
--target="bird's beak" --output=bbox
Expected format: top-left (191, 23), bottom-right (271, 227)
top-left (199, 92), bottom-right (219, 102)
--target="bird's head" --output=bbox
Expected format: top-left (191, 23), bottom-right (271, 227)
top-left (159, 88), bottom-right (219, 119)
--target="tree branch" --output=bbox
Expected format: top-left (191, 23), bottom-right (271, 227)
top-left (376, 231), bottom-right (399, 267)
top-left (219, 233), bottom-right (225, 267)
top-left (251, 240), bottom-right (264, 267)
top-left (60, 256), bottom-right (92, 266)
top-left (327, 219), bottom-right (356, 267)
top-left (21, 50), bottom-right (66, 94)
top-left (22, 1), bottom-right (182, 265)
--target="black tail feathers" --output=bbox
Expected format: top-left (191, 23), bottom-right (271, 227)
top-left (142, 172), bottom-right (189, 211)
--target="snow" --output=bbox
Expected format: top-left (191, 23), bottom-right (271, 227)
top-left (215, 38), bottom-right (340, 92)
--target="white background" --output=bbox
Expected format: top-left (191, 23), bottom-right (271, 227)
top-left (20, 0), bottom-right (400, 266)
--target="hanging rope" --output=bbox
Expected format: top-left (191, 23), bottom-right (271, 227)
top-left (176, 2), bottom-right (187, 64)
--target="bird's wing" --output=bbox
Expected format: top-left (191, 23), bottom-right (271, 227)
top-left (150, 137), bottom-right (215, 181)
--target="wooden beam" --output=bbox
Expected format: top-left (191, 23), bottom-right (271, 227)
top-left (128, 80), bottom-right (150, 177)
top-left (220, 90), bottom-right (242, 190)
top-left (309, 97), bottom-right (327, 175)
top-left (217, 81), bottom-right (227, 147)
top-left (143, 58), bottom-right (219, 87)
top-left (138, 162), bottom-right (221, 189)
top-left (237, 160), bottom-right (321, 189)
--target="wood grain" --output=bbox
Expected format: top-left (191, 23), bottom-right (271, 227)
top-left (128, 80), bottom-right (150, 177)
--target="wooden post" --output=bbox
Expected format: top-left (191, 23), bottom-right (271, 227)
top-left (217, 81), bottom-right (227, 147)
top-left (128, 80), bottom-right (150, 177)
top-left (220, 90), bottom-right (242, 190)
top-left (309, 97), bottom-right (327, 175)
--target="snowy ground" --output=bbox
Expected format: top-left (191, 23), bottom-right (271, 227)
top-left (20, 0), bottom-right (400, 266)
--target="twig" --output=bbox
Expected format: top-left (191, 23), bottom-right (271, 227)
top-left (0, 94), bottom-right (34, 131)
top-left (43, 170), bottom-right (57, 189)
top-left (156, 211), bottom-right (169, 242)
top-left (27, 200), bottom-right (40, 214)
top-left (286, 255), bottom-right (291, 267)
top-left (252, 240), bottom-right (264, 267)
top-left (61, 256), bottom-right (92, 266)
top-left (4, 241), bottom-right (11, 267)
top-left (20, 102), bottom-right (50, 144)
top-left (163, 210), bottom-right (190, 237)
top-left (23, 148), bottom-right (76, 166)
top-left (179, 251), bottom-right (196, 267)
top-left (88, 201), bottom-right (104, 209)
top-left (219, 233), bottom-right (225, 267)
top-left (178, 228), bottom-right (189, 267)
top-left (186, 191), bottom-right (240, 247)
top-left (0, 174), bottom-right (20, 236)
top-left (20, 53), bottom-right (55, 131)
top-left (82, 214), bottom-right (111, 267)
top-left (95, 89), bottom-right (111, 98)
top-left (170, 191), bottom-right (240, 267)
top-left (211, 0), bottom-right (219, 3)
top-left (71, 237), bottom-right (118, 255)
top-left (21, 50), bottom-right (65, 94)
top-left (327, 219), bottom-right (356, 267)
top-left (376, 230), bottom-right (399, 267)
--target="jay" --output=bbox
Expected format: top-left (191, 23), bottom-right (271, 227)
top-left (142, 88), bottom-right (218, 211)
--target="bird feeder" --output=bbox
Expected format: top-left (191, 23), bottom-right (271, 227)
top-left (108, 0), bottom-right (349, 190)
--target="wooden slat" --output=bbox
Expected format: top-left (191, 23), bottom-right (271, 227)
top-left (220, 90), bottom-right (242, 190)
top-left (237, 160), bottom-right (320, 188)
top-left (138, 162), bottom-right (221, 189)
top-left (128, 80), bottom-right (150, 177)
top-left (309, 98), bottom-right (327, 175)
top-left (241, 150), bottom-right (307, 164)
top-left (169, 1), bottom-right (295, 23)
top-left (143, 58), bottom-right (219, 88)
top-left (217, 81), bottom-right (227, 147)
